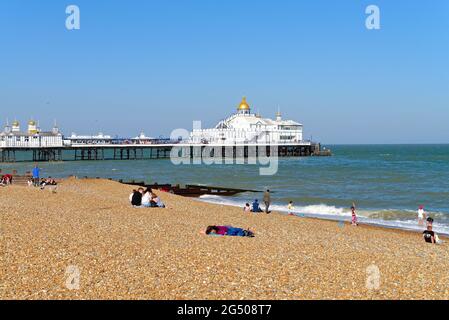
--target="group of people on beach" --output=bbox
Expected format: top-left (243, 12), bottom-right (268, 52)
top-left (418, 206), bottom-right (442, 244)
top-left (129, 187), bottom-right (166, 208)
top-left (244, 190), bottom-right (272, 213)
top-left (240, 192), bottom-right (443, 244)
top-left (27, 165), bottom-right (58, 190)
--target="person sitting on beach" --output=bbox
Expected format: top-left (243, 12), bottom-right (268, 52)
top-left (251, 199), bottom-right (263, 213)
top-left (418, 205), bottom-right (426, 226)
top-left (130, 188), bottom-right (144, 207)
top-left (423, 224), bottom-right (436, 244)
top-left (351, 204), bottom-right (358, 226)
top-left (205, 225), bottom-right (254, 237)
top-left (1, 174), bottom-right (13, 185)
top-left (141, 188), bottom-right (152, 207)
top-left (150, 192), bottom-right (165, 208)
top-left (423, 218), bottom-right (443, 244)
top-left (243, 203), bottom-right (251, 212)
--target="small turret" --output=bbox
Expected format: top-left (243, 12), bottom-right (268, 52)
top-left (4, 119), bottom-right (11, 134)
top-left (28, 119), bottom-right (38, 134)
top-left (11, 120), bottom-right (20, 132)
top-left (52, 120), bottom-right (60, 135)
top-left (276, 109), bottom-right (282, 121)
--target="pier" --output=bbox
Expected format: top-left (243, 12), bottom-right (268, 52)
top-left (0, 141), bottom-right (329, 163)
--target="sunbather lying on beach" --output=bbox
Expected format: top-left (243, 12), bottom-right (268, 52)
top-left (40, 177), bottom-right (57, 190)
top-left (204, 225), bottom-right (255, 237)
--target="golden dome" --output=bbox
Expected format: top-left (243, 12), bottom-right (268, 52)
top-left (12, 120), bottom-right (19, 127)
top-left (238, 97), bottom-right (250, 111)
top-left (28, 120), bottom-right (36, 126)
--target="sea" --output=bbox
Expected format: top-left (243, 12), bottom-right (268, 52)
top-left (2, 144), bottom-right (448, 234)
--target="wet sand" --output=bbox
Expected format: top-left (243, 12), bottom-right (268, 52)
top-left (1, 178), bottom-right (448, 300)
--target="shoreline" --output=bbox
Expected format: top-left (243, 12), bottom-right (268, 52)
top-left (195, 197), bottom-right (449, 238)
top-left (1, 178), bottom-right (449, 299)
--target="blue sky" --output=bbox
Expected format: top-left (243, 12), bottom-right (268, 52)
top-left (0, 0), bottom-right (448, 144)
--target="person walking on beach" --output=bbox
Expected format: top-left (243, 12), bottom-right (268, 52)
top-left (32, 165), bottom-right (40, 187)
top-left (351, 203), bottom-right (358, 226)
top-left (418, 205), bottom-right (426, 226)
top-left (263, 189), bottom-right (271, 214)
top-left (287, 201), bottom-right (295, 216)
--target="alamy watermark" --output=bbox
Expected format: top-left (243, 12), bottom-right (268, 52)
top-left (366, 264), bottom-right (381, 290)
top-left (65, 265), bottom-right (81, 290)
top-left (66, 5), bottom-right (80, 30)
top-left (169, 121), bottom-right (279, 176)
top-left (365, 5), bottom-right (381, 30)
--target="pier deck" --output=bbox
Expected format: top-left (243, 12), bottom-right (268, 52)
top-left (0, 142), bottom-right (330, 163)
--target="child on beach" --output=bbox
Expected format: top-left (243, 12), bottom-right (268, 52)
top-left (418, 205), bottom-right (426, 226)
top-left (244, 203), bottom-right (251, 213)
top-left (205, 225), bottom-right (255, 237)
top-left (351, 204), bottom-right (358, 226)
top-left (287, 201), bottom-right (294, 216)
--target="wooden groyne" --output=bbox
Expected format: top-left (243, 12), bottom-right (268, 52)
top-left (117, 179), bottom-right (262, 197)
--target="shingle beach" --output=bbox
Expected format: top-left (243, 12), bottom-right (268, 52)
top-left (1, 178), bottom-right (448, 300)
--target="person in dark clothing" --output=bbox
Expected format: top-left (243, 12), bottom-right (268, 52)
top-left (251, 199), bottom-right (263, 213)
top-left (423, 225), bottom-right (436, 244)
top-left (131, 188), bottom-right (144, 207)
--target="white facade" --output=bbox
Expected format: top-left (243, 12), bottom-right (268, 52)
top-left (0, 120), bottom-right (63, 148)
top-left (190, 97), bottom-right (303, 145)
top-left (67, 132), bottom-right (113, 145)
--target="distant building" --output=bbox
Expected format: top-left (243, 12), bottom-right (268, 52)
top-left (190, 97), bottom-right (304, 145)
top-left (131, 131), bottom-right (155, 144)
top-left (0, 120), bottom-right (63, 148)
top-left (67, 133), bottom-right (113, 145)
